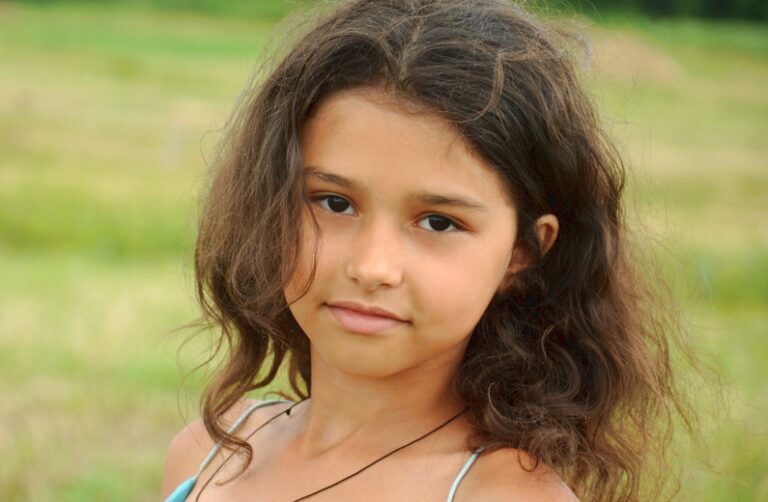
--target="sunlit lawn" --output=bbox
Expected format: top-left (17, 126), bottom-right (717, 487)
top-left (1, 2), bottom-right (766, 500)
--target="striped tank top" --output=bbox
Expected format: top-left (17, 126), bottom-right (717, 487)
top-left (165, 399), bottom-right (487, 501)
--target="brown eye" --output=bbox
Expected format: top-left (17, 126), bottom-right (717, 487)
top-left (418, 215), bottom-right (462, 233)
top-left (312, 195), bottom-right (354, 215)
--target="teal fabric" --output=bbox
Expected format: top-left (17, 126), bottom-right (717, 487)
top-left (164, 400), bottom-right (486, 502)
top-left (164, 475), bottom-right (197, 502)
top-left (446, 445), bottom-right (487, 501)
top-left (164, 399), bottom-right (291, 502)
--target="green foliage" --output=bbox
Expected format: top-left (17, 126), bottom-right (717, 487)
top-left (12, 0), bottom-right (768, 19)
top-left (533, 0), bottom-right (768, 20)
top-left (12, 0), bottom-right (312, 19)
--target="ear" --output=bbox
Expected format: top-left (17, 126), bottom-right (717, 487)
top-left (496, 214), bottom-right (559, 294)
top-left (535, 214), bottom-right (559, 256)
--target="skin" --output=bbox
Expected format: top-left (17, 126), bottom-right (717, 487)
top-left (162, 87), bottom-right (571, 501)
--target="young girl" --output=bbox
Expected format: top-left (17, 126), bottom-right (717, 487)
top-left (162, 0), bottom-right (698, 500)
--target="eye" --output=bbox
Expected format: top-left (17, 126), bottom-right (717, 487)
top-left (311, 194), bottom-right (355, 215)
top-left (417, 214), bottom-right (463, 233)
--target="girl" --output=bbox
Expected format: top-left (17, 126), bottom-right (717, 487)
top-left (162, 0), bottom-right (698, 500)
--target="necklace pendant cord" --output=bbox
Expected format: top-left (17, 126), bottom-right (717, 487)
top-left (194, 399), bottom-right (308, 501)
top-left (194, 400), bottom-right (469, 502)
top-left (292, 406), bottom-right (469, 502)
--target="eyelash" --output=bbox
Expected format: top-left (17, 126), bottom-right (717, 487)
top-left (309, 194), bottom-right (465, 234)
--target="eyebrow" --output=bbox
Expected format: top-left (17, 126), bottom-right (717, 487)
top-left (304, 166), bottom-right (490, 213)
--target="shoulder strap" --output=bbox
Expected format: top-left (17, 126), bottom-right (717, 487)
top-left (164, 400), bottom-right (293, 502)
top-left (194, 399), bottom-right (292, 477)
top-left (446, 445), bottom-right (488, 502)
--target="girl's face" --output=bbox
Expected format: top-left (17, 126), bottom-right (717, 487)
top-left (285, 87), bottom-right (520, 379)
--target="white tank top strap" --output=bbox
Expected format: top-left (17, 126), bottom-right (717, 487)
top-left (194, 398), bottom-right (292, 477)
top-left (446, 445), bottom-right (489, 502)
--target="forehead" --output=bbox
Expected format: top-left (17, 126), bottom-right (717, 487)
top-left (299, 88), bottom-right (514, 209)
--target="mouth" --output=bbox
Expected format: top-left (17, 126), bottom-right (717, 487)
top-left (326, 300), bottom-right (405, 321)
top-left (325, 303), bottom-right (408, 335)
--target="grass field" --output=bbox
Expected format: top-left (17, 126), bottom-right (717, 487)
top-left (1, 1), bottom-right (766, 500)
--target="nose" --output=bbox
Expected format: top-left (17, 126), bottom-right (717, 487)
top-left (345, 216), bottom-right (404, 291)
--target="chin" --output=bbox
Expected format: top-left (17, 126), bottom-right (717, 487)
top-left (312, 346), bottom-right (413, 379)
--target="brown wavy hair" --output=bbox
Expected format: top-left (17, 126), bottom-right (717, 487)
top-left (184, 0), bottom-right (705, 499)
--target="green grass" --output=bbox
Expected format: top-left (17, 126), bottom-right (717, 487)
top-left (1, 2), bottom-right (766, 500)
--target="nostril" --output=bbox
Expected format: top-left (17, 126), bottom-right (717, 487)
top-left (343, 222), bottom-right (406, 289)
top-left (345, 260), bottom-right (403, 291)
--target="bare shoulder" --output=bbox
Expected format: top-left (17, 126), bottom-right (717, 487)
top-left (461, 447), bottom-right (579, 501)
top-left (160, 398), bottom-right (272, 498)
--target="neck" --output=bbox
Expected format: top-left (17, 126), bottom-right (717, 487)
top-left (285, 345), bottom-right (469, 460)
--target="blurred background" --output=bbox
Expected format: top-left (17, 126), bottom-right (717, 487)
top-left (0, 0), bottom-right (765, 500)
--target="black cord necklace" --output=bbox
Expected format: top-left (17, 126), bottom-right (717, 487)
top-left (195, 399), bottom-right (468, 501)
top-left (194, 399), bottom-right (308, 501)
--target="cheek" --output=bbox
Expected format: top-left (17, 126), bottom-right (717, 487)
top-left (418, 254), bottom-right (506, 334)
top-left (284, 211), bottom-right (347, 304)
top-left (284, 212), bottom-right (322, 304)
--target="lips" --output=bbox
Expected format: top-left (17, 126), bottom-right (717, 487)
top-left (327, 301), bottom-right (405, 321)
top-left (326, 302), bottom-right (407, 335)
